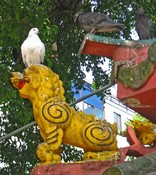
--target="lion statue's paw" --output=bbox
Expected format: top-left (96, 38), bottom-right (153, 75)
top-left (83, 150), bottom-right (120, 161)
top-left (36, 142), bottom-right (61, 164)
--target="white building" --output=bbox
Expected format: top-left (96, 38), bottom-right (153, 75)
top-left (104, 85), bottom-right (135, 132)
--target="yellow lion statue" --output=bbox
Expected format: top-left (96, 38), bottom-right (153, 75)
top-left (11, 64), bottom-right (119, 164)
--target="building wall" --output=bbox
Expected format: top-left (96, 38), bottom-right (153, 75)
top-left (104, 95), bottom-right (135, 131)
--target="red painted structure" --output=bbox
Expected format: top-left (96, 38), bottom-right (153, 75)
top-left (79, 34), bottom-right (156, 123)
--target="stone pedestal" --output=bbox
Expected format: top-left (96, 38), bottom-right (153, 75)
top-left (31, 160), bottom-right (124, 175)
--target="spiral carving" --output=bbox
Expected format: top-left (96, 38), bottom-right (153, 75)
top-left (82, 121), bottom-right (117, 151)
top-left (104, 167), bottom-right (121, 175)
top-left (42, 101), bottom-right (72, 129)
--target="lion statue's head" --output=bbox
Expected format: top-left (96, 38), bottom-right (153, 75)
top-left (11, 64), bottom-right (66, 102)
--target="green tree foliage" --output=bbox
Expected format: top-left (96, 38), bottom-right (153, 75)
top-left (125, 113), bottom-right (149, 127)
top-left (0, 0), bottom-right (156, 174)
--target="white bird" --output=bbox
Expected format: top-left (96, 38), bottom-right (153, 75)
top-left (21, 28), bottom-right (45, 67)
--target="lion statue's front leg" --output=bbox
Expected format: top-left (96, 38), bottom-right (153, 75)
top-left (37, 125), bottom-right (63, 164)
top-left (36, 99), bottom-right (73, 164)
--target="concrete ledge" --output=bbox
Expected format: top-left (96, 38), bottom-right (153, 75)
top-left (31, 160), bottom-right (123, 175)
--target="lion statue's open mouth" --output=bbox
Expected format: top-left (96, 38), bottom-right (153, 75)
top-left (11, 64), bottom-right (119, 164)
